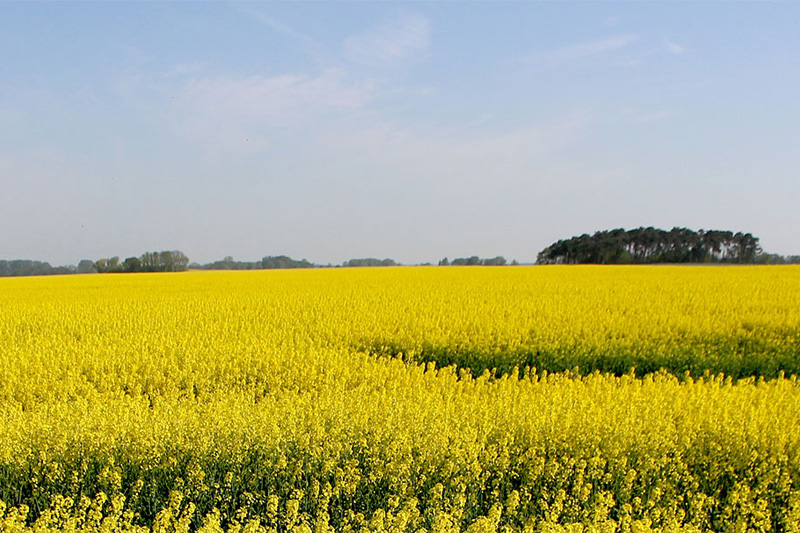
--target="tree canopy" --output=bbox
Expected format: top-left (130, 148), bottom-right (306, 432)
top-left (92, 250), bottom-right (190, 273)
top-left (0, 260), bottom-right (75, 277)
top-left (537, 227), bottom-right (764, 265)
top-left (342, 258), bottom-right (397, 267)
top-left (439, 256), bottom-right (508, 266)
top-left (262, 255), bottom-right (314, 269)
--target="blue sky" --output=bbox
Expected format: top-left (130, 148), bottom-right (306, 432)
top-left (1, 2), bottom-right (798, 265)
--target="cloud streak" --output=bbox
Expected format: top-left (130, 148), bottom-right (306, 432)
top-left (344, 14), bottom-right (431, 67)
top-left (316, 110), bottom-right (594, 196)
top-left (663, 39), bottom-right (685, 55)
top-left (524, 34), bottom-right (638, 67)
top-left (236, 7), bottom-right (328, 60)
top-left (152, 12), bottom-right (435, 151)
top-left (166, 68), bottom-right (375, 151)
top-left (182, 69), bottom-right (371, 119)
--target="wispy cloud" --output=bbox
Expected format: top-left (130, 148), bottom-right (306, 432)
top-left (609, 36), bottom-right (686, 68)
top-left (524, 34), bottom-right (638, 67)
top-left (166, 68), bottom-right (375, 152)
top-left (318, 110), bottom-right (594, 193)
top-left (236, 6), bottom-right (327, 60)
top-left (344, 14), bottom-right (431, 67)
top-left (663, 39), bottom-right (685, 55)
top-left (182, 69), bottom-right (371, 118)
top-left (622, 108), bottom-right (675, 123)
top-left (637, 110), bottom-right (673, 122)
top-left (159, 11), bottom-right (433, 153)
top-left (163, 62), bottom-right (208, 78)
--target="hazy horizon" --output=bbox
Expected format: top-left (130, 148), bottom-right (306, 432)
top-left (2, 3), bottom-right (798, 266)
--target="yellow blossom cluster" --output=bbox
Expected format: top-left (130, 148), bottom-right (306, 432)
top-left (0, 266), bottom-right (799, 532)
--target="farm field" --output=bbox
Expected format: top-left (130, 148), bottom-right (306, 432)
top-left (1, 266), bottom-right (799, 533)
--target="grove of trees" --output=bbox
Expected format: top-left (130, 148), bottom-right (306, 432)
top-left (438, 256), bottom-right (509, 266)
top-left (342, 258), bottom-right (397, 267)
top-left (94, 251), bottom-right (190, 273)
top-left (193, 255), bottom-right (316, 270)
top-left (0, 260), bottom-right (75, 277)
top-left (262, 255), bottom-right (314, 269)
top-left (537, 227), bottom-right (765, 265)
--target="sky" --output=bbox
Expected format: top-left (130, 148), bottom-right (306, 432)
top-left (1, 2), bottom-right (799, 266)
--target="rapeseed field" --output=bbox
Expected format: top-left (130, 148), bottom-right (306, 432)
top-left (1, 266), bottom-right (799, 533)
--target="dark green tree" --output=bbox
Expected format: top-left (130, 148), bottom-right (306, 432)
top-left (77, 259), bottom-right (96, 274)
top-left (538, 227), bottom-right (764, 265)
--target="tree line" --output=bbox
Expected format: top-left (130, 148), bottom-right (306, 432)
top-left (0, 260), bottom-right (77, 277)
top-left (0, 253), bottom-right (398, 277)
top-left (92, 253), bottom-right (322, 273)
top-left (93, 251), bottom-right (191, 273)
top-left (2, 235), bottom-right (796, 277)
top-left (342, 258), bottom-right (396, 267)
top-left (438, 256), bottom-right (512, 266)
top-left (191, 255), bottom-right (315, 271)
top-left (536, 227), bottom-right (798, 265)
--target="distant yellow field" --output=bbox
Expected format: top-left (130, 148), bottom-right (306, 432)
top-left (1, 266), bottom-right (799, 532)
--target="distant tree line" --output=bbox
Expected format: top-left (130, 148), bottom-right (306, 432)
top-left (193, 255), bottom-right (315, 270)
top-left (0, 253), bottom-right (398, 277)
top-left (438, 256), bottom-right (513, 266)
top-left (342, 258), bottom-right (397, 267)
top-left (192, 256), bottom-right (399, 270)
top-left (755, 253), bottom-right (800, 265)
top-left (3, 236), bottom-right (796, 277)
top-left (537, 227), bottom-right (770, 265)
top-left (195, 255), bottom-right (396, 270)
top-left (0, 260), bottom-right (77, 277)
top-left (92, 251), bottom-right (190, 273)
